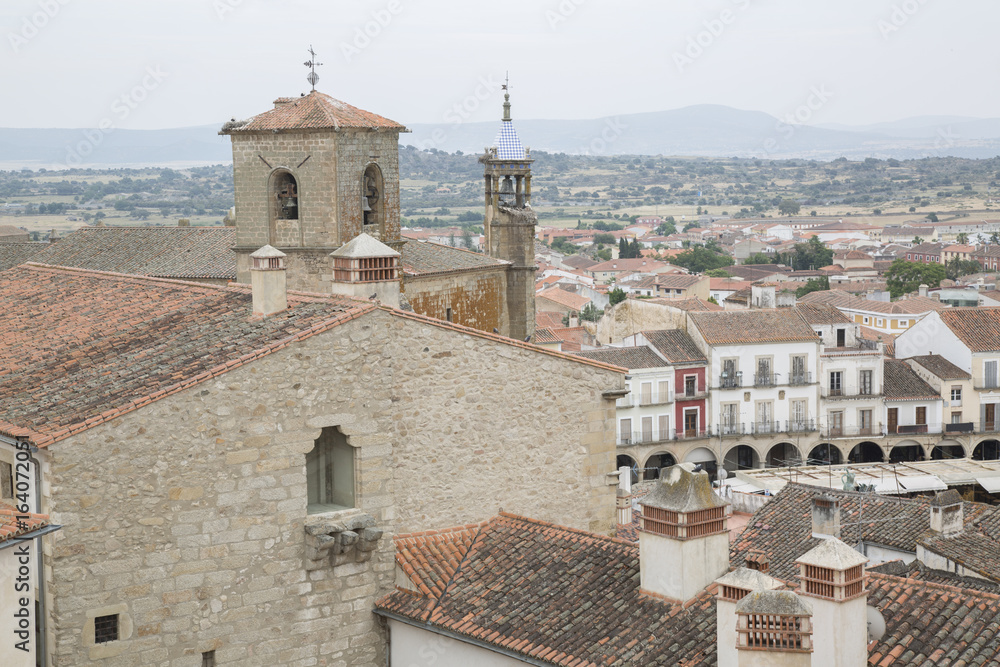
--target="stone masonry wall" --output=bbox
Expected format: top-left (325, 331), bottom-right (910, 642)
top-left (335, 132), bottom-right (401, 245)
top-left (404, 268), bottom-right (509, 337)
top-left (43, 308), bottom-right (621, 666)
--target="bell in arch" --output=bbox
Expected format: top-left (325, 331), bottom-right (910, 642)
top-left (499, 176), bottom-right (515, 205)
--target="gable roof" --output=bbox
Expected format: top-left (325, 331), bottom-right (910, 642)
top-left (27, 226), bottom-right (237, 280)
top-left (642, 329), bottom-right (707, 364)
top-left (399, 240), bottom-right (506, 276)
top-left (0, 263), bottom-right (375, 448)
top-left (884, 359), bottom-right (941, 400)
top-left (586, 257), bottom-right (669, 273)
top-left (381, 508), bottom-right (1000, 666)
top-left (572, 346), bottom-right (668, 369)
top-left (797, 289), bottom-right (946, 315)
top-left (0, 241), bottom-right (48, 271)
top-left (795, 303), bottom-right (851, 326)
top-left (939, 307), bottom-right (1000, 353)
top-left (220, 91), bottom-right (406, 133)
top-left (330, 232), bottom-right (399, 258)
top-left (688, 309), bottom-right (818, 345)
top-left (560, 255), bottom-right (598, 270)
top-left (536, 287), bottom-right (590, 311)
top-left (645, 296), bottom-right (723, 312)
top-left (907, 354), bottom-right (971, 380)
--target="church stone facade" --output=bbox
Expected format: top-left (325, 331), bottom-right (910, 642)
top-left (221, 89), bottom-right (537, 340)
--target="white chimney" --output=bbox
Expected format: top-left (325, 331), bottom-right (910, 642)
top-left (734, 591), bottom-right (813, 667)
top-left (715, 567), bottom-right (784, 667)
top-left (928, 489), bottom-right (963, 536)
top-left (794, 537), bottom-right (868, 667)
top-left (249, 245), bottom-right (287, 317)
top-left (638, 463), bottom-right (730, 602)
top-left (918, 283), bottom-right (928, 297)
top-left (811, 495), bottom-right (841, 540)
top-left (617, 465), bottom-right (633, 527)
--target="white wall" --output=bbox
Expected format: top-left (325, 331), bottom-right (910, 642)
top-left (0, 543), bottom-right (35, 667)
top-left (639, 531), bottom-right (730, 602)
top-left (896, 312), bottom-right (972, 372)
top-left (388, 619), bottom-right (529, 667)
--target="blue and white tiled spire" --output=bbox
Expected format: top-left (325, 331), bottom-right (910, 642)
top-left (493, 87), bottom-right (526, 160)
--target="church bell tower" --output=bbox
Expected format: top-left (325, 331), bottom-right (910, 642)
top-left (480, 80), bottom-right (537, 341)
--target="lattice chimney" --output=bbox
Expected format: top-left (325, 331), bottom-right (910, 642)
top-left (735, 590), bottom-right (813, 667)
top-left (715, 567), bottom-right (783, 667)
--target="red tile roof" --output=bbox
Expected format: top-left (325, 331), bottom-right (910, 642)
top-left (532, 327), bottom-right (560, 344)
top-left (689, 309), bottom-right (818, 345)
top-left (0, 263), bottom-right (375, 447)
top-left (884, 359), bottom-right (942, 400)
top-left (0, 502), bottom-right (50, 545)
top-left (394, 521), bottom-right (488, 598)
top-left (939, 307), bottom-right (1000, 353)
top-left (536, 287), bottom-right (590, 311)
top-left (572, 346), bottom-right (669, 369)
top-left (400, 240), bottom-right (505, 276)
top-left (220, 91), bottom-right (406, 133)
top-left (642, 329), bottom-right (707, 364)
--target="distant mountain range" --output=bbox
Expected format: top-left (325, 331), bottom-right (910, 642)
top-left (4, 105), bottom-right (1000, 169)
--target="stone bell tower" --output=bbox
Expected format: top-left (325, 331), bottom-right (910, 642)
top-left (480, 81), bottom-right (536, 341)
top-left (220, 56), bottom-right (409, 293)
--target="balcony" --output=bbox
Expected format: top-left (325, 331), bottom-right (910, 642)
top-left (676, 389), bottom-right (708, 401)
top-left (618, 428), bottom-right (709, 446)
top-left (822, 339), bottom-right (880, 356)
top-left (789, 373), bottom-right (813, 386)
top-left (821, 387), bottom-right (880, 399)
top-left (718, 373), bottom-right (743, 389)
top-left (715, 420), bottom-right (817, 437)
top-left (822, 424), bottom-right (884, 438)
top-left (616, 392), bottom-right (674, 408)
top-left (753, 374), bottom-right (776, 388)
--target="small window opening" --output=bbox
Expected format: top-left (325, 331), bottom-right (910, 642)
top-left (202, 650), bottom-right (216, 667)
top-left (94, 614), bottom-right (119, 644)
top-left (446, 307), bottom-right (453, 322)
top-left (306, 428), bottom-right (355, 514)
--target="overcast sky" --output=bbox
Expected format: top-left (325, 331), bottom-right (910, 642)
top-left (1, 0), bottom-right (995, 130)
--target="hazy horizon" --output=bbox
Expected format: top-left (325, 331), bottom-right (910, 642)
top-left (1, 0), bottom-right (997, 132)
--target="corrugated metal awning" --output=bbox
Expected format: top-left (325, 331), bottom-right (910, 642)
top-left (898, 475), bottom-right (948, 492)
top-left (976, 476), bottom-right (1000, 493)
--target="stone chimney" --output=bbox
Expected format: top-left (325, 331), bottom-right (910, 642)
top-left (794, 538), bottom-right (868, 667)
top-left (928, 489), bottom-right (963, 536)
top-left (745, 550), bottom-right (770, 573)
top-left (568, 313), bottom-right (580, 328)
top-left (734, 590), bottom-right (813, 667)
top-left (811, 495), bottom-right (841, 540)
top-left (638, 463), bottom-right (730, 602)
top-left (918, 283), bottom-right (928, 297)
top-left (329, 233), bottom-right (401, 308)
top-left (48, 228), bottom-right (59, 244)
top-left (249, 245), bottom-right (287, 317)
top-left (715, 567), bottom-right (783, 667)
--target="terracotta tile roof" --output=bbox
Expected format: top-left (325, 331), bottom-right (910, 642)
top-left (27, 227), bottom-right (237, 280)
top-left (532, 327), bottom-right (560, 344)
top-left (709, 277), bottom-right (751, 291)
top-left (0, 225), bottom-right (29, 238)
top-left (587, 257), bottom-right (669, 273)
top-left (0, 242), bottom-right (48, 271)
top-left (377, 512), bottom-right (721, 666)
top-left (220, 91), bottom-right (406, 133)
top-left (0, 502), bottom-right (50, 545)
top-left (939, 307), bottom-right (1000, 353)
top-left (646, 296), bottom-right (723, 311)
top-left (400, 240), bottom-right (506, 276)
top-left (795, 303), bottom-right (851, 325)
top-left (798, 289), bottom-right (946, 315)
top-left (689, 309), bottom-right (818, 345)
top-left (642, 329), bottom-right (707, 364)
top-left (906, 354), bottom-right (971, 380)
top-left (731, 483), bottom-right (996, 583)
top-left (884, 359), bottom-right (941, 400)
top-left (381, 509), bottom-right (1000, 666)
top-left (868, 558), bottom-right (1000, 593)
top-left (561, 255), bottom-right (598, 270)
top-left (394, 521), bottom-right (488, 598)
top-left (724, 264), bottom-right (790, 281)
top-left (572, 346), bottom-right (669, 369)
top-left (536, 287), bottom-right (590, 311)
top-left (536, 311), bottom-right (565, 330)
top-left (654, 274), bottom-right (703, 289)
top-left (907, 242), bottom-right (944, 255)
top-left (918, 531), bottom-right (1000, 583)
top-left (0, 263), bottom-right (374, 447)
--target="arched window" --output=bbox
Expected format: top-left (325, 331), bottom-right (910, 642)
top-left (306, 427), bottom-right (355, 514)
top-left (269, 170), bottom-right (299, 244)
top-left (362, 164), bottom-right (384, 238)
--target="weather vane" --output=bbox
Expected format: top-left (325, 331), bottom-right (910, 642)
top-left (304, 45), bottom-right (323, 92)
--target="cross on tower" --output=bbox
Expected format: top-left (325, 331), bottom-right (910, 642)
top-left (304, 45), bottom-right (323, 92)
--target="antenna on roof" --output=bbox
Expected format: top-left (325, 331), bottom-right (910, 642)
top-left (304, 45), bottom-right (323, 92)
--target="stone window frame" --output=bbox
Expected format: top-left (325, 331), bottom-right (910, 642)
top-left (268, 168), bottom-right (301, 244)
top-left (82, 603), bottom-right (132, 660)
top-left (305, 426), bottom-right (359, 516)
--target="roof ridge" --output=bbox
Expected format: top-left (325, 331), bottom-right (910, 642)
top-left (496, 511), bottom-right (636, 547)
top-left (23, 262), bottom-right (242, 293)
top-left (868, 570), bottom-right (1000, 601)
